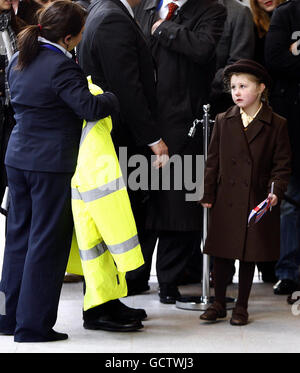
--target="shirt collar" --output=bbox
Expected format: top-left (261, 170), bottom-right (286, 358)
top-left (38, 36), bottom-right (73, 59)
top-left (119, 0), bottom-right (134, 18)
top-left (162, 0), bottom-right (188, 10)
top-left (240, 103), bottom-right (263, 127)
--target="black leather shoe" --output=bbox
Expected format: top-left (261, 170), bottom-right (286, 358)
top-left (83, 314), bottom-right (143, 332)
top-left (273, 279), bottom-right (300, 295)
top-left (159, 284), bottom-right (181, 304)
top-left (110, 299), bottom-right (147, 321)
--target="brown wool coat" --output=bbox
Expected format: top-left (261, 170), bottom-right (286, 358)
top-left (201, 103), bottom-right (291, 262)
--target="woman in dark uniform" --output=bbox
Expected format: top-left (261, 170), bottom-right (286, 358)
top-left (0, 0), bottom-right (118, 342)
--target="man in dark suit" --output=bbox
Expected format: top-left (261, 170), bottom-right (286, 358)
top-left (132, 0), bottom-right (226, 303)
top-left (77, 0), bottom-right (168, 308)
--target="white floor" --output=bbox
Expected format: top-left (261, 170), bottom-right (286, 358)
top-left (0, 214), bottom-right (300, 353)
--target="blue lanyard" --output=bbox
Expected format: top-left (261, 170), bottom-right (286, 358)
top-left (157, 0), bottom-right (163, 11)
top-left (40, 43), bottom-right (64, 55)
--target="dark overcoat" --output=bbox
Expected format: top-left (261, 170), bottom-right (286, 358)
top-left (77, 0), bottom-right (160, 149)
top-left (201, 104), bottom-right (291, 262)
top-left (135, 0), bottom-right (226, 231)
top-left (265, 0), bottom-right (300, 173)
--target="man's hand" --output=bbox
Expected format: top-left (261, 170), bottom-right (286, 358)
top-left (150, 139), bottom-right (169, 168)
top-left (151, 19), bottom-right (164, 35)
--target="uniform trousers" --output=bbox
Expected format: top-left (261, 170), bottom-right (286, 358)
top-left (0, 166), bottom-right (73, 342)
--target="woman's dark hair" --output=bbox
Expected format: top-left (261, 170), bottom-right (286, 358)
top-left (16, 0), bottom-right (86, 70)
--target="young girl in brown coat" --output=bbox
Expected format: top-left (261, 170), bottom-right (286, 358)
top-left (200, 59), bottom-right (291, 325)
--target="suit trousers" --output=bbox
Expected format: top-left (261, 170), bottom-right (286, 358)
top-left (127, 230), bottom-right (201, 287)
top-left (0, 166), bottom-right (73, 342)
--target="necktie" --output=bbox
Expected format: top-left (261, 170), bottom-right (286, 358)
top-left (165, 2), bottom-right (179, 20)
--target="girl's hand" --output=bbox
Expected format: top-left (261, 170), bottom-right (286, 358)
top-left (201, 203), bottom-right (212, 208)
top-left (268, 193), bottom-right (278, 207)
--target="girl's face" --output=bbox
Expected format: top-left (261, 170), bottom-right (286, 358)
top-left (257, 0), bottom-right (279, 13)
top-left (230, 73), bottom-right (265, 115)
top-left (0, 0), bottom-right (12, 12)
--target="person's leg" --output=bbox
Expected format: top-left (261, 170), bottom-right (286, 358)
top-left (157, 231), bottom-right (201, 302)
top-left (275, 175), bottom-right (300, 291)
top-left (0, 166), bottom-right (32, 334)
top-left (14, 171), bottom-right (73, 342)
top-left (200, 256), bottom-right (232, 321)
top-left (126, 230), bottom-right (157, 295)
top-left (236, 261), bottom-right (255, 309)
top-left (230, 260), bottom-right (255, 326)
top-left (213, 257), bottom-right (235, 307)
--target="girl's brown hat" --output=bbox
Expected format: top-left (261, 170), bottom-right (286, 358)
top-left (223, 59), bottom-right (272, 89)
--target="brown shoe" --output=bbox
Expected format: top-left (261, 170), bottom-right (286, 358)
top-left (200, 301), bottom-right (226, 321)
top-left (230, 305), bottom-right (248, 326)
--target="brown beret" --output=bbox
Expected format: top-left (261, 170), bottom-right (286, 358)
top-left (223, 59), bottom-right (272, 89)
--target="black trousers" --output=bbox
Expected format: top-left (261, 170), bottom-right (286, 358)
top-left (127, 230), bottom-right (201, 287)
top-left (0, 166), bottom-right (73, 341)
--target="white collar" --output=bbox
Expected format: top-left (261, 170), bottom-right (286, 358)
top-left (38, 36), bottom-right (73, 59)
top-left (162, 0), bottom-right (188, 9)
top-left (119, 0), bottom-right (134, 18)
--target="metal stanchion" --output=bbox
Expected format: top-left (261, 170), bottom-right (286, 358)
top-left (176, 104), bottom-right (236, 311)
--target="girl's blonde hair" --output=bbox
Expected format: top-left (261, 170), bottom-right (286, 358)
top-left (250, 0), bottom-right (285, 38)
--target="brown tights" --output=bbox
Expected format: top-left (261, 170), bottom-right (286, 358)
top-left (213, 257), bottom-right (255, 309)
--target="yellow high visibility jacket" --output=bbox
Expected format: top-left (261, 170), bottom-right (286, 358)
top-left (67, 77), bottom-right (144, 311)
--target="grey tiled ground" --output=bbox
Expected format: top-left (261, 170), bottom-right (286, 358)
top-left (1, 214), bottom-right (299, 353)
top-left (0, 281), bottom-right (299, 353)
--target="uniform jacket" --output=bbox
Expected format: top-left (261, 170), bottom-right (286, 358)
top-left (134, 0), bottom-right (226, 231)
top-left (201, 104), bottom-right (291, 262)
top-left (265, 0), bottom-right (300, 172)
top-left (6, 47), bottom-right (117, 173)
top-left (77, 0), bottom-right (160, 148)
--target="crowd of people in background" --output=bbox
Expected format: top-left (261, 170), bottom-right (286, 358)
top-left (0, 0), bottom-right (298, 341)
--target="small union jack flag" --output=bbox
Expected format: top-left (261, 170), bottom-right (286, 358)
top-left (248, 197), bottom-right (271, 226)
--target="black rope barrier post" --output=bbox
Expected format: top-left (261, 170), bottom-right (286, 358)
top-left (176, 104), bottom-right (236, 311)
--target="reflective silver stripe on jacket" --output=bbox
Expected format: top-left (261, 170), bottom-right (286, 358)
top-left (108, 235), bottom-right (139, 254)
top-left (79, 241), bottom-right (108, 261)
top-left (80, 120), bottom-right (98, 147)
top-left (79, 234), bottom-right (139, 261)
top-left (72, 177), bottom-right (125, 202)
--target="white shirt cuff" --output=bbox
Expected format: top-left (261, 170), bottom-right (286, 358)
top-left (148, 138), bottom-right (161, 147)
